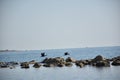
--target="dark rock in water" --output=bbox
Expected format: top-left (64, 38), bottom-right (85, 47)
top-left (42, 57), bottom-right (65, 64)
top-left (64, 52), bottom-right (70, 56)
top-left (112, 59), bottom-right (120, 66)
top-left (7, 61), bottom-right (18, 65)
top-left (57, 63), bottom-right (64, 67)
top-left (91, 55), bottom-right (110, 67)
top-left (66, 57), bottom-right (76, 63)
top-left (75, 61), bottom-right (84, 68)
top-left (42, 57), bottom-right (65, 67)
top-left (43, 64), bottom-right (54, 67)
top-left (20, 62), bottom-right (29, 68)
top-left (41, 52), bottom-right (47, 57)
top-left (112, 56), bottom-right (120, 61)
top-left (95, 61), bottom-right (110, 67)
top-left (0, 61), bottom-right (18, 68)
top-left (33, 63), bottom-right (41, 68)
top-left (65, 62), bottom-right (73, 67)
top-left (93, 55), bottom-right (104, 62)
top-left (29, 60), bottom-right (36, 64)
top-left (0, 62), bottom-right (8, 68)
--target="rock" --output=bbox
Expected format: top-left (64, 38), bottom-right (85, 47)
top-left (57, 63), bottom-right (64, 67)
top-left (65, 62), bottom-right (73, 67)
top-left (112, 60), bottom-right (120, 66)
top-left (29, 60), bottom-right (36, 64)
top-left (20, 62), bottom-right (29, 68)
top-left (66, 57), bottom-right (76, 63)
top-left (42, 57), bottom-right (65, 67)
top-left (0, 62), bottom-right (8, 68)
top-left (42, 57), bottom-right (64, 64)
top-left (93, 55), bottom-right (104, 62)
top-left (95, 61), bottom-right (110, 67)
top-left (75, 61), bottom-right (84, 68)
top-left (64, 52), bottom-right (70, 55)
top-left (7, 61), bottom-right (18, 66)
top-left (43, 64), bottom-right (55, 67)
top-left (33, 63), bottom-right (41, 68)
top-left (91, 55), bottom-right (110, 67)
top-left (85, 59), bottom-right (92, 65)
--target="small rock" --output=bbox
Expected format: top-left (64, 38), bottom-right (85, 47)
top-left (65, 62), bottom-right (73, 67)
top-left (33, 63), bottom-right (41, 68)
top-left (66, 57), bottom-right (76, 63)
top-left (20, 62), bottom-right (29, 68)
top-left (29, 60), bottom-right (36, 64)
top-left (112, 60), bottom-right (120, 66)
top-left (75, 61), bottom-right (84, 68)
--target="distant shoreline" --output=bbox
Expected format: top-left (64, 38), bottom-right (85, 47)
top-left (0, 46), bottom-right (120, 52)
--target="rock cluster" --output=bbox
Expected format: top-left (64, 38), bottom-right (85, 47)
top-left (0, 61), bottom-right (18, 69)
top-left (0, 55), bottom-right (120, 69)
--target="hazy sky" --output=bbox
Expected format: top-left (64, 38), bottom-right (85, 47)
top-left (0, 0), bottom-right (120, 50)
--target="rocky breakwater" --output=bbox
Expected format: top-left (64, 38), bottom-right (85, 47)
top-left (0, 55), bottom-right (120, 69)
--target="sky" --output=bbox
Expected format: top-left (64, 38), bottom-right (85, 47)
top-left (0, 0), bottom-right (120, 50)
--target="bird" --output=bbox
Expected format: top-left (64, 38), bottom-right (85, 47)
top-left (41, 52), bottom-right (47, 57)
top-left (64, 52), bottom-right (70, 56)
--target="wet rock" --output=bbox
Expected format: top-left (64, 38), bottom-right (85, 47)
top-left (42, 57), bottom-right (65, 67)
top-left (91, 55), bottom-right (110, 67)
top-left (7, 61), bottom-right (18, 66)
top-left (66, 57), bottom-right (76, 63)
top-left (92, 55), bottom-right (104, 62)
top-left (65, 62), bottom-right (73, 67)
top-left (75, 61), bottom-right (84, 68)
top-left (85, 59), bottom-right (92, 65)
top-left (95, 61), bottom-right (110, 67)
top-left (57, 63), bottom-right (64, 67)
top-left (112, 56), bottom-right (120, 61)
top-left (29, 60), bottom-right (36, 64)
top-left (43, 64), bottom-right (55, 67)
top-left (42, 57), bottom-right (64, 64)
top-left (33, 63), bottom-right (41, 68)
top-left (0, 62), bottom-right (8, 68)
top-left (112, 59), bottom-right (120, 66)
top-left (20, 62), bottom-right (29, 68)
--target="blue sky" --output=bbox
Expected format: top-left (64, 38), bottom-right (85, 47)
top-left (0, 0), bottom-right (120, 50)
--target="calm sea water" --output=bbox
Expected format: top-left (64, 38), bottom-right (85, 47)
top-left (0, 46), bottom-right (120, 80)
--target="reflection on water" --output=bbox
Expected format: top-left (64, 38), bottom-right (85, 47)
top-left (0, 65), bottom-right (120, 80)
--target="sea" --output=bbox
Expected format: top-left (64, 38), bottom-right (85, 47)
top-left (0, 46), bottom-right (120, 80)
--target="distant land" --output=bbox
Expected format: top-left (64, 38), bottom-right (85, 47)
top-left (0, 46), bottom-right (120, 52)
